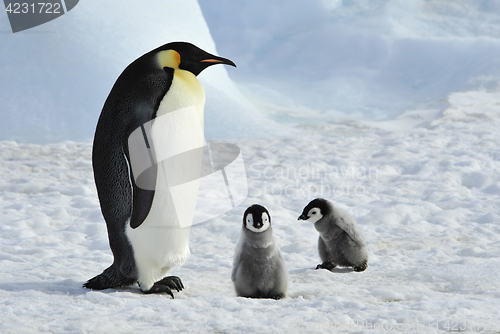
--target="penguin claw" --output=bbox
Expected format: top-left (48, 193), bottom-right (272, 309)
top-left (272, 294), bottom-right (285, 300)
top-left (316, 262), bottom-right (336, 271)
top-left (156, 276), bottom-right (184, 292)
top-left (139, 276), bottom-right (184, 297)
top-left (354, 262), bottom-right (368, 272)
top-left (143, 284), bottom-right (175, 298)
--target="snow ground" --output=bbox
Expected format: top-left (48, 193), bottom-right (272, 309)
top-left (1, 88), bottom-right (500, 333)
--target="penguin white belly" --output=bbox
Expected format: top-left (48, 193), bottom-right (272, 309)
top-left (126, 70), bottom-right (205, 290)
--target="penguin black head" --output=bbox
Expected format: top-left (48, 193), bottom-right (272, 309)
top-left (154, 41), bottom-right (236, 76)
top-left (298, 198), bottom-right (332, 224)
top-left (243, 204), bottom-right (271, 233)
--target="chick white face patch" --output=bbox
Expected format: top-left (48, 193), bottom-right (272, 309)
top-left (245, 212), bottom-right (270, 233)
top-left (306, 208), bottom-right (323, 224)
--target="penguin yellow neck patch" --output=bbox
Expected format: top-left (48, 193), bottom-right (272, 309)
top-left (157, 50), bottom-right (181, 69)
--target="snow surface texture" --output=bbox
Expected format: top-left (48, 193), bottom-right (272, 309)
top-left (0, 0), bottom-right (275, 143)
top-left (1, 89), bottom-right (500, 333)
top-left (200, 0), bottom-right (500, 121)
top-left (1, 0), bottom-right (500, 332)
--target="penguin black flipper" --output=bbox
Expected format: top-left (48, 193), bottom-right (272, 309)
top-left (126, 161), bottom-right (156, 230)
top-left (124, 66), bottom-right (176, 230)
top-left (122, 106), bottom-right (159, 229)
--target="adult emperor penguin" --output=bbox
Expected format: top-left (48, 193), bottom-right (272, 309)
top-left (84, 42), bottom-right (236, 296)
top-left (232, 205), bottom-right (288, 299)
top-left (298, 198), bottom-right (368, 272)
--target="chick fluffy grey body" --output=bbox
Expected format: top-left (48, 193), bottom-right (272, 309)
top-left (232, 205), bottom-right (288, 299)
top-left (299, 198), bottom-right (368, 272)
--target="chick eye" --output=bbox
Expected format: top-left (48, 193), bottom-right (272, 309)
top-left (264, 218), bottom-right (268, 222)
top-left (247, 219), bottom-right (251, 223)
top-left (312, 211), bottom-right (316, 215)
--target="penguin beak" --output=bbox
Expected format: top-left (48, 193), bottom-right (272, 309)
top-left (298, 214), bottom-right (307, 220)
top-left (200, 56), bottom-right (236, 68)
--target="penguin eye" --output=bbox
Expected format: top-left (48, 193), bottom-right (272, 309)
top-left (312, 211), bottom-right (317, 215)
top-left (247, 219), bottom-right (251, 223)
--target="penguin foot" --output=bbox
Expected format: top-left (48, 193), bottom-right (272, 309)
top-left (140, 276), bottom-right (184, 298)
top-left (83, 266), bottom-right (136, 290)
top-left (142, 284), bottom-right (175, 298)
top-left (353, 261), bottom-right (368, 272)
top-left (271, 293), bottom-right (285, 300)
top-left (156, 276), bottom-right (184, 292)
top-left (316, 262), bottom-right (336, 271)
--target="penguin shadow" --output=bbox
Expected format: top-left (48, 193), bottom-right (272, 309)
top-left (82, 285), bottom-right (145, 295)
top-left (289, 267), bottom-right (355, 275)
top-left (0, 280), bottom-right (88, 296)
top-left (0, 280), bottom-right (141, 296)
top-left (324, 267), bottom-right (355, 274)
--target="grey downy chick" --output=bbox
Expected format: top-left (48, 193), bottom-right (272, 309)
top-left (299, 198), bottom-right (368, 272)
top-left (232, 205), bottom-right (288, 299)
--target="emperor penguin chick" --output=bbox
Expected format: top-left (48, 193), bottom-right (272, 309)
top-left (232, 205), bottom-right (288, 299)
top-left (298, 198), bottom-right (368, 272)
